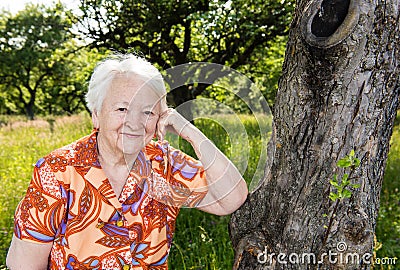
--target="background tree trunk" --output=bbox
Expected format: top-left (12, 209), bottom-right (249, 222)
top-left (230, 0), bottom-right (399, 269)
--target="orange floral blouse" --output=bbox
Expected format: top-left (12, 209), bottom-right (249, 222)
top-left (13, 131), bottom-right (208, 269)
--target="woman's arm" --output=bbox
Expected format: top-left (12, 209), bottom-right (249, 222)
top-left (6, 235), bottom-right (52, 270)
top-left (157, 109), bottom-right (248, 215)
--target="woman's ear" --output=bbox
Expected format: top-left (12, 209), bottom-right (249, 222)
top-left (92, 110), bottom-right (99, 129)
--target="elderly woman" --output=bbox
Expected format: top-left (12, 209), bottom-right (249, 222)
top-left (6, 54), bottom-right (248, 269)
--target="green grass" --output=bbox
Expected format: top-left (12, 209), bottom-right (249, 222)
top-left (375, 121), bottom-right (400, 268)
top-left (0, 114), bottom-right (93, 266)
top-left (0, 113), bottom-right (398, 269)
top-left (168, 114), bottom-right (271, 269)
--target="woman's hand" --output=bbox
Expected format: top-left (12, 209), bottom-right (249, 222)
top-left (156, 108), bottom-right (193, 142)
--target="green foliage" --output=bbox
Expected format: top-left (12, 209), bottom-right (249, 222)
top-left (236, 35), bottom-right (288, 107)
top-left (77, 0), bottom-right (294, 66)
top-left (75, 0), bottom-right (295, 108)
top-left (323, 150), bottom-right (361, 244)
top-left (200, 35), bottom-right (287, 113)
top-left (336, 149), bottom-right (361, 168)
top-left (329, 150), bottom-right (361, 201)
top-left (40, 46), bottom-right (107, 115)
top-left (0, 4), bottom-right (106, 119)
top-left (0, 0), bottom-right (294, 118)
top-left (0, 3), bottom-right (74, 118)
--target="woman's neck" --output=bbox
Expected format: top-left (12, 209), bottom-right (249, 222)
top-left (96, 134), bottom-right (138, 170)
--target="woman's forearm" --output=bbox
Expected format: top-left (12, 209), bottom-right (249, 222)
top-left (183, 124), bottom-right (248, 215)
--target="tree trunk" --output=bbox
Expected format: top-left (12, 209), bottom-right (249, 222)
top-left (26, 98), bottom-right (35, 120)
top-left (230, 0), bottom-right (399, 269)
top-left (169, 85), bottom-right (195, 121)
top-left (164, 64), bottom-right (232, 121)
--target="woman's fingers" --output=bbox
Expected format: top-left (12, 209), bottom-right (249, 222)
top-left (157, 114), bottom-right (167, 141)
top-left (157, 108), bottom-right (172, 141)
top-left (157, 108), bottom-right (193, 141)
top-left (156, 122), bottom-right (164, 141)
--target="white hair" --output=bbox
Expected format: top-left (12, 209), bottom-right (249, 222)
top-left (85, 53), bottom-right (167, 113)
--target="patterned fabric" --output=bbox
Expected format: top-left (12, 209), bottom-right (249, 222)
top-left (13, 131), bottom-right (208, 269)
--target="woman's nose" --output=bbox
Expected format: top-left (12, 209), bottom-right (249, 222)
top-left (124, 111), bottom-right (146, 129)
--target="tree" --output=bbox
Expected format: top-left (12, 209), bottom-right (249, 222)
top-left (0, 4), bottom-right (75, 119)
top-left (74, 0), bottom-right (294, 118)
top-left (230, 0), bottom-right (399, 269)
top-left (39, 45), bottom-right (106, 115)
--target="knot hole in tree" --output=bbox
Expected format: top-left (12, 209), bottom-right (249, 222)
top-left (311, 0), bottom-right (350, 37)
top-left (302, 0), bottom-right (359, 48)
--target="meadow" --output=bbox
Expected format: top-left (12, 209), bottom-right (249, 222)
top-left (0, 113), bottom-right (398, 269)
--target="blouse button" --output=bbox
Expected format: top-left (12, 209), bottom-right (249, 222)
top-left (96, 222), bottom-right (104, 229)
top-left (116, 220), bottom-right (124, 227)
top-left (123, 264), bottom-right (131, 270)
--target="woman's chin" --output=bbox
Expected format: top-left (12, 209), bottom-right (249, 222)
top-left (119, 136), bottom-right (152, 155)
top-left (121, 145), bottom-right (142, 155)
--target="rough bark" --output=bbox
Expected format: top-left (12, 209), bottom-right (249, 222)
top-left (230, 0), bottom-right (400, 269)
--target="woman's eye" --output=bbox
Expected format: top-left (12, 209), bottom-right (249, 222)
top-left (117, 108), bottom-right (127, 112)
top-left (144, 111), bottom-right (153, 115)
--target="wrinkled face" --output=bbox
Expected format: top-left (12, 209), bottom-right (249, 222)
top-left (93, 74), bottom-right (163, 157)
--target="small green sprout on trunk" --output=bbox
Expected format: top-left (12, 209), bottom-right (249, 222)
top-left (323, 150), bottom-right (361, 246)
top-left (329, 150), bottom-right (361, 201)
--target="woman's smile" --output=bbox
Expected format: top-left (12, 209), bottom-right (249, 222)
top-left (121, 132), bottom-right (143, 138)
